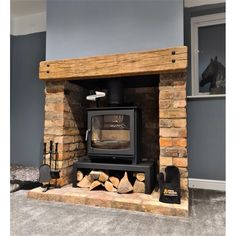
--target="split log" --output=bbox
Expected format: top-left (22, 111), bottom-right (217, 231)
top-left (89, 180), bottom-right (102, 191)
top-left (98, 171), bottom-right (109, 183)
top-left (136, 173), bottom-right (145, 182)
top-left (87, 174), bottom-right (94, 182)
top-left (77, 171), bottom-right (84, 182)
top-left (133, 179), bottom-right (145, 193)
top-left (109, 176), bottom-right (119, 188)
top-left (89, 170), bottom-right (101, 180)
top-left (77, 175), bottom-right (93, 188)
top-left (89, 170), bottom-right (109, 182)
top-left (117, 172), bottom-right (133, 194)
top-left (104, 181), bottom-right (117, 192)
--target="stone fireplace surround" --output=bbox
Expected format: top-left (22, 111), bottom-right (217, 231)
top-left (28, 46), bottom-right (188, 216)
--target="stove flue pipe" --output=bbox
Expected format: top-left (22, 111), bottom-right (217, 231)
top-left (107, 79), bottom-right (124, 106)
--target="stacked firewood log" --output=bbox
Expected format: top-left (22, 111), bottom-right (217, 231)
top-left (77, 170), bottom-right (145, 193)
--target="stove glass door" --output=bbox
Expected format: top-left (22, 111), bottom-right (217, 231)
top-left (91, 114), bottom-right (130, 149)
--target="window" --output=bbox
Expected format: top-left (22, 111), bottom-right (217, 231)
top-left (191, 13), bottom-right (225, 96)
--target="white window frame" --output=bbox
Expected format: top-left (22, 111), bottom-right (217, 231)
top-left (190, 13), bottom-right (225, 97)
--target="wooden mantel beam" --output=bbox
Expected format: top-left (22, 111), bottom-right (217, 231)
top-left (39, 46), bottom-right (187, 81)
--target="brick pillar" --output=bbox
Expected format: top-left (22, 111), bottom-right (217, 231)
top-left (44, 81), bottom-right (88, 186)
top-left (159, 72), bottom-right (188, 196)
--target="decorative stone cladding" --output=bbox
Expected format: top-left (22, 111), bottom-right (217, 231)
top-left (159, 72), bottom-right (188, 196)
top-left (44, 81), bottom-right (88, 186)
top-left (43, 72), bottom-right (188, 196)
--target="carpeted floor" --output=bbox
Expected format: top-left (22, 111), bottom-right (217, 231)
top-left (10, 164), bottom-right (41, 192)
top-left (10, 188), bottom-right (225, 236)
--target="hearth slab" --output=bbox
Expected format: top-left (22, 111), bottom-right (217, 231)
top-left (27, 185), bottom-right (188, 217)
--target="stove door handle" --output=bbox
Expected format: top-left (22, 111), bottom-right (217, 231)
top-left (85, 129), bottom-right (91, 141)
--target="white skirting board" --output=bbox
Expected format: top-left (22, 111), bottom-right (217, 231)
top-left (189, 178), bottom-right (225, 191)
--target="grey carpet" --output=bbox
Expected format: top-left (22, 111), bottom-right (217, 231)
top-left (10, 189), bottom-right (225, 236)
top-left (11, 164), bottom-right (39, 182)
top-left (10, 164), bottom-right (41, 191)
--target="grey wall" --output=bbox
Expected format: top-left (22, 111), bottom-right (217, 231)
top-left (11, 32), bottom-right (46, 167)
top-left (185, 4), bottom-right (225, 180)
top-left (46, 0), bottom-right (184, 60)
top-left (187, 98), bottom-right (225, 180)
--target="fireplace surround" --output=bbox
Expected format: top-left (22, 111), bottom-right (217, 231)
top-left (37, 46), bottom-right (188, 206)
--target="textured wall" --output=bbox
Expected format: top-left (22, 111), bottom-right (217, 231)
top-left (11, 32), bottom-right (46, 167)
top-left (159, 72), bottom-right (188, 193)
top-left (43, 81), bottom-right (88, 186)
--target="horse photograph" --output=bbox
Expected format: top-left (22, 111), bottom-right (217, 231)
top-left (200, 56), bottom-right (225, 94)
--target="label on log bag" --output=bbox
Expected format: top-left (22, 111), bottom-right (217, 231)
top-left (159, 166), bottom-right (181, 204)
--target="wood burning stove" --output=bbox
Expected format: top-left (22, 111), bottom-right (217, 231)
top-left (86, 106), bottom-right (142, 164)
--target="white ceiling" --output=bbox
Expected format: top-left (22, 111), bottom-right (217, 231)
top-left (11, 0), bottom-right (46, 17)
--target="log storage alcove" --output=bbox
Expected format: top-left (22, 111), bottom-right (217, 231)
top-left (28, 46), bottom-right (189, 217)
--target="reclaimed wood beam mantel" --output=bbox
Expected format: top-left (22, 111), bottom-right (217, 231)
top-left (39, 46), bottom-right (187, 81)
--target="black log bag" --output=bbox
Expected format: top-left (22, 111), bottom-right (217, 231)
top-left (159, 165), bottom-right (181, 204)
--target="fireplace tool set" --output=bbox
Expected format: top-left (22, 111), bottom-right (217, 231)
top-left (39, 140), bottom-right (60, 192)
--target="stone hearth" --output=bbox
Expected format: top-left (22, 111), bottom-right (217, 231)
top-left (28, 185), bottom-right (188, 217)
top-left (28, 46), bottom-right (188, 216)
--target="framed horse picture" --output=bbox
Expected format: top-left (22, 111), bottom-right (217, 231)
top-left (191, 13), bottom-right (225, 96)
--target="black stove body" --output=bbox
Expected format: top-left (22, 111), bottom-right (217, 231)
top-left (86, 106), bottom-right (142, 164)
